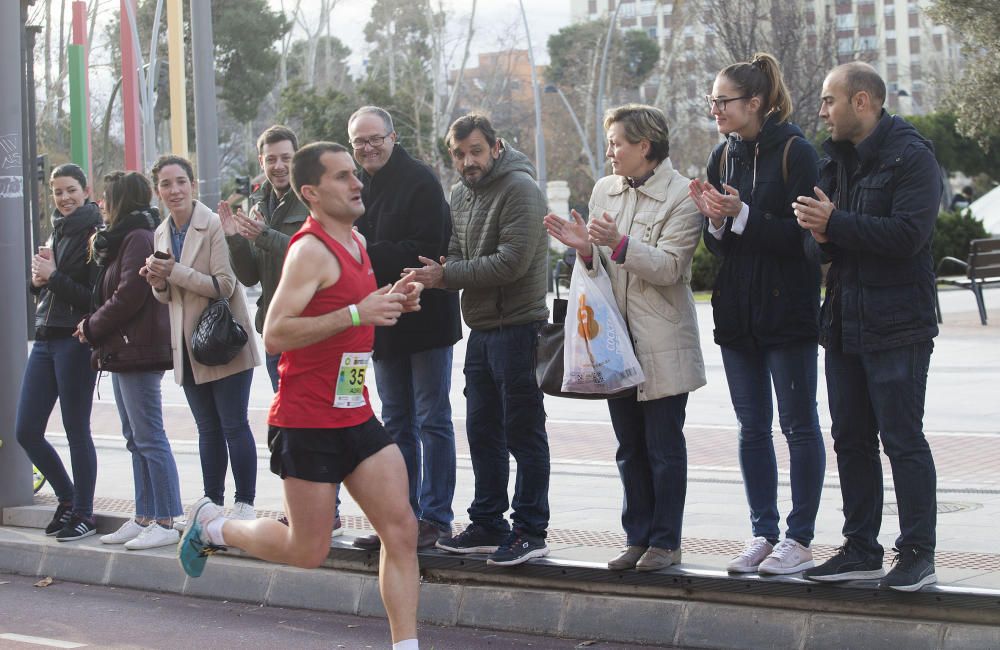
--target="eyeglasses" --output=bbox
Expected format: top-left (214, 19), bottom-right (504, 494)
top-left (705, 95), bottom-right (751, 111)
top-left (351, 133), bottom-right (392, 150)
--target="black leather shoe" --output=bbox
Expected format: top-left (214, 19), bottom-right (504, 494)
top-left (352, 533), bottom-right (381, 550)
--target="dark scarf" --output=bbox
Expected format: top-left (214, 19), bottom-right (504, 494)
top-left (91, 207), bottom-right (160, 267)
top-left (51, 202), bottom-right (102, 240)
top-left (90, 207), bottom-right (160, 310)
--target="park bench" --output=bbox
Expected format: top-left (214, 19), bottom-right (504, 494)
top-left (935, 237), bottom-right (1000, 325)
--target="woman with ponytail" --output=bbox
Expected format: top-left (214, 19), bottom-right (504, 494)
top-left (689, 53), bottom-right (825, 575)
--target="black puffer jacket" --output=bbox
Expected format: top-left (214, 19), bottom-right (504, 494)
top-left (807, 111), bottom-right (940, 353)
top-left (31, 203), bottom-right (102, 337)
top-left (703, 115), bottom-right (821, 351)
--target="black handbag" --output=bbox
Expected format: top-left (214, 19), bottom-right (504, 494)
top-left (191, 276), bottom-right (248, 366)
top-left (535, 297), bottom-right (634, 400)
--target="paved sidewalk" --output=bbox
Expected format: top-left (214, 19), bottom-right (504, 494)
top-left (28, 287), bottom-right (1000, 590)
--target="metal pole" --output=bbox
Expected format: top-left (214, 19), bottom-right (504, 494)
top-left (21, 3), bottom-right (36, 337)
top-left (518, 0), bottom-right (546, 201)
top-left (1, 0), bottom-right (33, 508)
top-left (190, 0), bottom-right (220, 208)
top-left (595, 2), bottom-right (623, 175)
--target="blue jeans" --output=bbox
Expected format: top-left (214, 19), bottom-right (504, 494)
top-left (112, 371), bottom-right (183, 520)
top-left (721, 342), bottom-right (825, 545)
top-left (265, 352), bottom-right (281, 392)
top-left (374, 346), bottom-right (456, 530)
top-left (15, 337), bottom-right (98, 516)
top-left (182, 353), bottom-right (257, 506)
top-left (464, 322), bottom-right (550, 538)
top-left (608, 392), bottom-right (689, 550)
top-left (826, 340), bottom-right (936, 556)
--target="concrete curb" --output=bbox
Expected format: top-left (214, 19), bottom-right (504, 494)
top-left (1, 523), bottom-right (998, 648)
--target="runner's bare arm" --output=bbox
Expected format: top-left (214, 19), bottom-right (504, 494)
top-left (264, 235), bottom-right (408, 355)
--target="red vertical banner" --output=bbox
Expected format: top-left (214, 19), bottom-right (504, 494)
top-left (120, 0), bottom-right (143, 172)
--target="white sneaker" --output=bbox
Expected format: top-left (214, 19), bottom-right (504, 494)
top-left (231, 502), bottom-right (256, 520)
top-left (101, 519), bottom-right (145, 545)
top-left (124, 523), bottom-right (180, 550)
top-left (727, 536), bottom-right (774, 573)
top-left (758, 538), bottom-right (815, 575)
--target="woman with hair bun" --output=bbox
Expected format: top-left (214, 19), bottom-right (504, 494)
top-left (15, 163), bottom-right (102, 541)
top-left (689, 53), bottom-right (825, 575)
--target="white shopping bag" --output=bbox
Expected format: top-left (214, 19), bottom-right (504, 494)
top-left (561, 260), bottom-right (645, 395)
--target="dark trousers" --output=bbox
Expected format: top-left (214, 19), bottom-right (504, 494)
top-left (15, 337), bottom-right (98, 516)
top-left (826, 340), bottom-right (936, 556)
top-left (608, 392), bottom-right (689, 550)
top-left (464, 322), bottom-right (550, 538)
top-left (182, 349), bottom-right (257, 506)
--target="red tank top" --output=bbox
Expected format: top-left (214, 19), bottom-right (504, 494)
top-left (268, 216), bottom-right (377, 429)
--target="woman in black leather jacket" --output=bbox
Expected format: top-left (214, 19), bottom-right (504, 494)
top-left (689, 53), bottom-right (825, 577)
top-left (15, 163), bottom-right (102, 541)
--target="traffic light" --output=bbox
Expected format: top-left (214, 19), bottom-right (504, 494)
top-left (35, 154), bottom-right (46, 183)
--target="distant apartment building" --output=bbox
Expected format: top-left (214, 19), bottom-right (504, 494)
top-left (570, 0), bottom-right (963, 115)
top-left (450, 49), bottom-right (544, 113)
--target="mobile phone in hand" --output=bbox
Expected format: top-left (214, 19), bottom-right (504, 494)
top-left (153, 250), bottom-right (170, 260)
top-left (38, 246), bottom-right (52, 259)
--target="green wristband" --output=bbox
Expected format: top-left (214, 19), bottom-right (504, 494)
top-left (348, 304), bottom-right (361, 327)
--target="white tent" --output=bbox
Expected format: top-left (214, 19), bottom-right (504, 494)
top-left (969, 185), bottom-right (1000, 235)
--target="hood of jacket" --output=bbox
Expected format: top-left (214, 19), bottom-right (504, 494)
top-left (725, 113), bottom-right (807, 163)
top-left (458, 140), bottom-right (537, 192)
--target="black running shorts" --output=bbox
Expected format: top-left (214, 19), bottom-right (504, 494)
top-left (268, 416), bottom-right (394, 484)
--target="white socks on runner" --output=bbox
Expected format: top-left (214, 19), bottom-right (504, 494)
top-left (206, 517), bottom-right (227, 546)
top-left (392, 639), bottom-right (418, 650)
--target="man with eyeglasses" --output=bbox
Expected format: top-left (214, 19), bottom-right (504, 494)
top-left (405, 113), bottom-right (551, 567)
top-left (346, 107), bottom-right (462, 553)
top-left (794, 62), bottom-right (940, 592)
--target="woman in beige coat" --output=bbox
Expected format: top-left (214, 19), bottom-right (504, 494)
top-left (143, 155), bottom-right (261, 520)
top-left (545, 104), bottom-right (705, 572)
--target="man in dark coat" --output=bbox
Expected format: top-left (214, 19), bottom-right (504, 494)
top-left (347, 106), bottom-right (463, 551)
top-left (794, 62), bottom-right (940, 592)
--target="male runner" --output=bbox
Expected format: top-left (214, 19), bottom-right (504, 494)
top-left (179, 142), bottom-right (422, 649)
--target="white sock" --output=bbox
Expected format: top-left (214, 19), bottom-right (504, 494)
top-left (205, 517), bottom-right (227, 546)
top-left (392, 639), bottom-right (418, 650)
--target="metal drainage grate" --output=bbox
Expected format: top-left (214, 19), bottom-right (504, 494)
top-left (882, 501), bottom-right (981, 515)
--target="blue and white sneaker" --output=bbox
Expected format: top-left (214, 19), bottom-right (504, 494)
top-left (178, 497), bottom-right (226, 578)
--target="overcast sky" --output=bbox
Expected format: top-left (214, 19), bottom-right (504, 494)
top-left (269, 0), bottom-right (573, 72)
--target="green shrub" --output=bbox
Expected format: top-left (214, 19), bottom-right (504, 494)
top-left (933, 209), bottom-right (989, 268)
top-left (690, 238), bottom-right (722, 292)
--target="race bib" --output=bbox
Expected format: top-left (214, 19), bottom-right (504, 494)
top-left (333, 351), bottom-right (372, 408)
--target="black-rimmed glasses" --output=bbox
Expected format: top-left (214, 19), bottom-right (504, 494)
top-left (705, 95), bottom-right (751, 111)
top-left (351, 133), bottom-right (392, 150)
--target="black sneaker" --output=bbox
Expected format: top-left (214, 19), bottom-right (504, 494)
top-left (56, 513), bottom-right (97, 542)
top-left (879, 547), bottom-right (937, 592)
top-left (44, 502), bottom-right (73, 536)
top-left (435, 523), bottom-right (507, 554)
top-left (486, 530), bottom-right (549, 567)
top-left (803, 543), bottom-right (885, 582)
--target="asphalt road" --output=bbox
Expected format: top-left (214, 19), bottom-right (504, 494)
top-left (0, 573), bottom-right (664, 650)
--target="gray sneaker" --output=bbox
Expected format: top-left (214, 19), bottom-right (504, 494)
top-left (727, 536), bottom-right (773, 573)
top-left (608, 546), bottom-right (647, 571)
top-left (635, 546), bottom-right (682, 572)
top-left (758, 539), bottom-right (814, 575)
